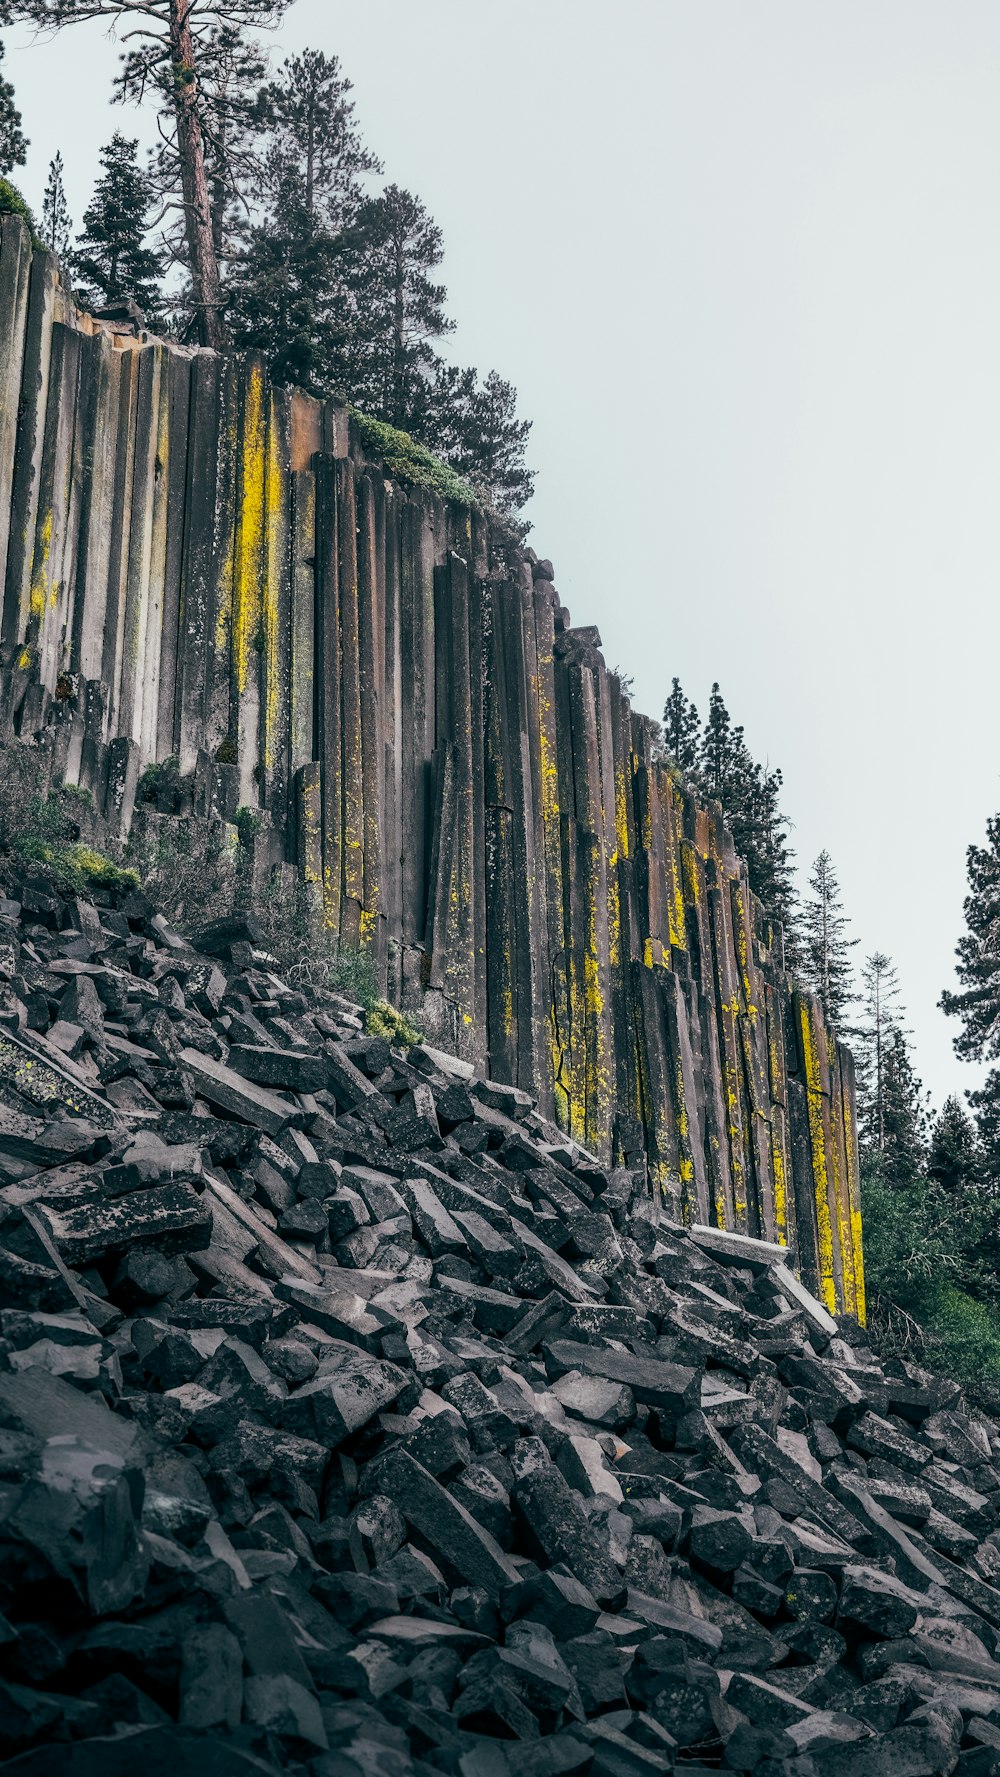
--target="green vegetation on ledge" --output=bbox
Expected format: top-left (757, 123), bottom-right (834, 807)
top-left (350, 410), bottom-right (477, 509)
top-left (0, 176), bottom-right (41, 247)
top-left (23, 841), bottom-right (140, 895)
top-left (241, 874), bottom-right (423, 1050)
top-left (0, 740), bottom-right (138, 895)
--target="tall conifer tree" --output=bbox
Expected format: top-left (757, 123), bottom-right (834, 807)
top-left (143, 21), bottom-right (269, 312)
top-left (941, 816), bottom-right (1000, 1063)
top-left (0, 35), bottom-right (26, 177)
top-left (251, 48), bottom-right (379, 234)
top-left (662, 678), bottom-right (700, 771)
top-left (228, 47), bottom-right (378, 391)
top-left (855, 950), bottom-right (910, 1158)
top-left (697, 684), bottom-right (797, 950)
top-left (802, 849), bottom-right (857, 1031)
top-left (739, 761), bottom-right (799, 959)
top-left (343, 184), bottom-right (453, 428)
top-left (878, 1025), bottom-right (929, 1186)
top-left (700, 683), bottom-right (752, 805)
top-left (415, 362), bottom-right (534, 519)
top-left (928, 1096), bottom-right (981, 1197)
top-left (73, 134), bottom-right (165, 318)
top-left (7, 0), bottom-right (291, 346)
top-left (940, 814), bottom-right (1000, 1194)
top-left (42, 151), bottom-right (71, 258)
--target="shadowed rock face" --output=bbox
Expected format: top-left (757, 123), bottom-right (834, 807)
top-left (0, 870), bottom-right (993, 1776)
top-left (0, 214), bottom-right (861, 1311)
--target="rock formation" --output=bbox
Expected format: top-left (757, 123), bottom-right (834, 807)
top-left (0, 868), bottom-right (993, 1776)
top-left (0, 208), bottom-right (860, 1312)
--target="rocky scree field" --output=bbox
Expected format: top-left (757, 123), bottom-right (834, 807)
top-left (0, 868), bottom-right (996, 1777)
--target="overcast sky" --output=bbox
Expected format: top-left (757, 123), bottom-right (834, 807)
top-left (5, 1), bottom-right (996, 1110)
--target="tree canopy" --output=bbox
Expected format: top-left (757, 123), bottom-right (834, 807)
top-left (802, 849), bottom-right (857, 1032)
top-left (73, 133), bottom-right (165, 317)
top-left (41, 149), bottom-right (70, 257)
top-left (8, 0), bottom-right (292, 345)
top-left (661, 678), bottom-right (798, 950)
top-left (4, 12), bottom-right (536, 515)
top-left (0, 35), bottom-right (27, 177)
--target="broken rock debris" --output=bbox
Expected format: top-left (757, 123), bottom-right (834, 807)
top-left (0, 873), bottom-right (997, 1776)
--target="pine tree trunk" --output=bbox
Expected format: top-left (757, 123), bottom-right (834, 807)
top-left (170, 0), bottom-right (226, 349)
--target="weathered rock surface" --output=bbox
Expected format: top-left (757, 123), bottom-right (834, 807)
top-left (0, 210), bottom-right (861, 1314)
top-left (0, 869), bottom-right (992, 1776)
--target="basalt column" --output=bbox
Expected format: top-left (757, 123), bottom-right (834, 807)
top-left (0, 212), bottom-right (864, 1316)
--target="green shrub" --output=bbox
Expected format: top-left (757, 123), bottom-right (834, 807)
top-left (11, 829), bottom-right (139, 894)
top-left (862, 1159), bottom-right (1000, 1413)
top-left (0, 178), bottom-right (42, 248)
top-left (248, 871), bottom-right (368, 994)
top-left (137, 756), bottom-right (182, 807)
top-left (61, 783), bottom-right (93, 810)
top-left (350, 410), bottom-right (477, 508)
top-left (317, 943), bottom-right (379, 1009)
top-left (235, 805), bottom-right (264, 846)
top-left (0, 738), bottom-right (423, 1045)
top-left (65, 845), bottom-right (139, 892)
top-left (242, 869), bottom-right (422, 1047)
top-left (365, 1000), bottom-right (423, 1050)
top-left (921, 1284), bottom-right (1000, 1406)
top-left (0, 741), bottom-right (139, 894)
top-left (0, 744), bottom-right (50, 855)
top-left (125, 818), bottom-right (236, 929)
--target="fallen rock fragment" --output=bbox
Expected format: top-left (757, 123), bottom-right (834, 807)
top-left (0, 868), bottom-right (999, 1775)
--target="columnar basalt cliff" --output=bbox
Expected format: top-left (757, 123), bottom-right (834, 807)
top-left (0, 213), bottom-right (863, 1316)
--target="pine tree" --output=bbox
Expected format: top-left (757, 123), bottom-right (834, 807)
top-left (662, 678), bottom-right (700, 772)
top-left (7, 0), bottom-right (292, 347)
top-left (700, 683), bottom-right (751, 805)
top-left (940, 814), bottom-right (1000, 1195)
top-left (141, 20), bottom-right (269, 319)
top-left (251, 48), bottom-right (379, 234)
top-left (0, 34), bottom-right (27, 177)
top-left (229, 47), bottom-right (379, 391)
top-left (229, 59), bottom-right (534, 516)
top-left (41, 151), bottom-right (71, 259)
top-left (737, 761), bottom-right (799, 960)
top-left (343, 184), bottom-right (454, 428)
top-left (928, 1095), bottom-right (981, 1196)
top-left (415, 363), bottom-right (534, 519)
top-left (972, 1072), bottom-right (1000, 1188)
top-left (457, 368), bottom-right (534, 519)
top-left (697, 684), bottom-right (797, 947)
top-left (802, 850), bottom-right (857, 1031)
top-left (878, 1025), bottom-right (929, 1186)
top-left (941, 815), bottom-right (1000, 1063)
top-left (203, 25), bottom-right (269, 263)
top-left (855, 950), bottom-right (908, 1157)
top-left (73, 134), bottom-right (165, 318)
top-left (859, 843), bottom-right (1000, 1375)
top-left (229, 220), bottom-right (347, 393)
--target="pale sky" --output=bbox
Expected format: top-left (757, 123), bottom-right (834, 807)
top-left (5, 2), bottom-right (996, 1111)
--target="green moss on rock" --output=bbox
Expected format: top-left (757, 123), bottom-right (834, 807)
top-left (17, 837), bottom-right (140, 894)
top-left (350, 410), bottom-right (477, 508)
